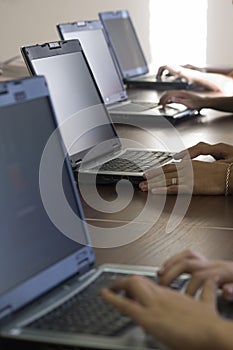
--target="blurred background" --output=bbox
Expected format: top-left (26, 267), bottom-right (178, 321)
top-left (0, 0), bottom-right (232, 69)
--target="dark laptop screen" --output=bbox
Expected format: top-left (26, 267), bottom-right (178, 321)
top-left (0, 86), bottom-right (90, 299)
top-left (27, 43), bottom-right (119, 164)
top-left (99, 10), bottom-right (148, 78)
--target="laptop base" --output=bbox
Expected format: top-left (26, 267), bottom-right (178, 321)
top-left (124, 77), bottom-right (190, 90)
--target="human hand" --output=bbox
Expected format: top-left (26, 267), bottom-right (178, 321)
top-left (156, 64), bottom-right (184, 79)
top-left (101, 275), bottom-right (222, 350)
top-left (156, 63), bottom-right (205, 79)
top-left (139, 159), bottom-right (228, 195)
top-left (157, 65), bottom-right (233, 94)
top-left (159, 90), bottom-right (207, 111)
top-left (158, 250), bottom-right (233, 301)
top-left (156, 64), bottom-right (207, 83)
top-left (174, 142), bottom-right (233, 163)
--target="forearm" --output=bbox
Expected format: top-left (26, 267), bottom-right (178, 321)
top-left (212, 318), bottom-right (233, 350)
top-left (203, 96), bottom-right (233, 112)
top-left (203, 66), bottom-right (233, 75)
top-left (178, 68), bottom-right (233, 93)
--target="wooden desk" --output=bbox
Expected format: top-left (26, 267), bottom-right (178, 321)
top-left (76, 105), bottom-right (233, 265)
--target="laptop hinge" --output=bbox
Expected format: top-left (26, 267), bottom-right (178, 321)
top-left (76, 250), bottom-right (92, 275)
top-left (0, 84), bottom-right (8, 95)
top-left (113, 143), bottom-right (121, 153)
top-left (0, 305), bottom-right (12, 319)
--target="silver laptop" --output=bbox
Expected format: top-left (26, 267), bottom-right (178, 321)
top-left (57, 20), bottom-right (198, 123)
top-left (98, 10), bottom-right (201, 91)
top-left (0, 76), bottom-right (188, 350)
top-left (21, 39), bottom-right (177, 185)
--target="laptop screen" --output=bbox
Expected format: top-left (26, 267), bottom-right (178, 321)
top-left (0, 78), bottom-right (92, 310)
top-left (26, 41), bottom-right (120, 165)
top-left (58, 21), bottom-right (128, 106)
top-left (99, 10), bottom-right (148, 79)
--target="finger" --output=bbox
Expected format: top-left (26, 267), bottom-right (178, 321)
top-left (106, 276), bottom-right (156, 306)
top-left (101, 288), bottom-right (146, 322)
top-left (139, 181), bottom-right (148, 192)
top-left (151, 187), bottom-right (169, 195)
top-left (158, 91), bottom-right (176, 106)
top-left (185, 275), bottom-right (207, 296)
top-left (159, 259), bottom-right (207, 287)
top-left (151, 185), bottom-right (179, 195)
top-left (200, 279), bottom-right (217, 308)
top-left (173, 150), bottom-right (193, 160)
top-left (100, 286), bottom-right (164, 331)
top-left (140, 172), bottom-right (181, 192)
top-left (222, 283), bottom-right (233, 301)
top-left (147, 173), bottom-right (180, 188)
top-left (173, 149), bottom-right (191, 160)
top-left (145, 163), bottom-right (178, 179)
top-left (151, 184), bottom-right (192, 195)
top-left (185, 269), bottom-right (221, 297)
top-left (186, 142), bottom-right (213, 159)
top-left (181, 142), bottom-right (230, 161)
top-left (158, 250), bottom-right (205, 275)
top-left (156, 65), bottom-right (168, 78)
top-left (159, 91), bottom-right (193, 107)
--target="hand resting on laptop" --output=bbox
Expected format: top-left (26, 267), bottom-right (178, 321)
top-left (156, 64), bottom-right (233, 95)
top-left (139, 141), bottom-right (233, 196)
top-left (101, 249), bottom-right (233, 350)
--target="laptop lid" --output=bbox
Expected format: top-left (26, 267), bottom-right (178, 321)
top-left (99, 9), bottom-right (149, 80)
top-left (21, 40), bottom-right (121, 169)
top-left (98, 10), bottom-right (192, 91)
top-left (0, 76), bottom-right (95, 319)
top-left (57, 23), bottom-right (195, 123)
top-left (57, 20), bottom-right (128, 106)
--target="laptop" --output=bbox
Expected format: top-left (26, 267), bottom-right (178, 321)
top-left (0, 76), bottom-right (188, 350)
top-left (99, 10), bottom-right (197, 90)
top-left (57, 20), bottom-right (198, 123)
top-left (21, 39), bottom-right (179, 185)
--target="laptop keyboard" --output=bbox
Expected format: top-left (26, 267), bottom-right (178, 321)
top-left (99, 150), bottom-right (174, 173)
top-left (217, 296), bottom-right (233, 320)
top-left (27, 272), bottom-right (186, 336)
